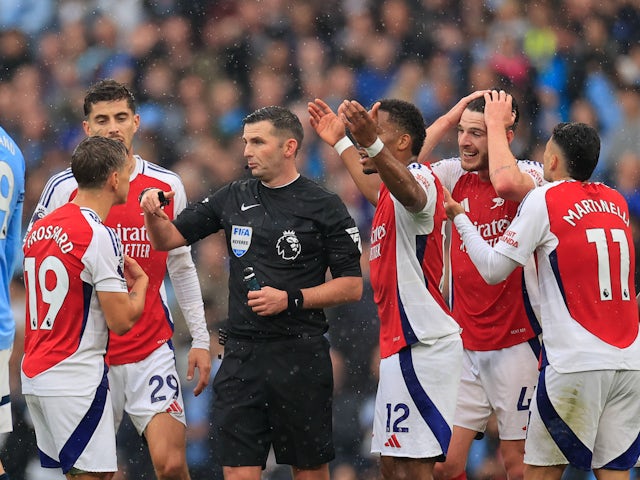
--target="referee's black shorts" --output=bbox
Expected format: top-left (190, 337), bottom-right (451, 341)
top-left (211, 334), bottom-right (334, 468)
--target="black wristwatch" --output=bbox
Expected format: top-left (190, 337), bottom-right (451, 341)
top-left (138, 187), bottom-right (170, 207)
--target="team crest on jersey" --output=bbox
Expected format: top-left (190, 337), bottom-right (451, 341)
top-left (490, 197), bottom-right (505, 209)
top-left (276, 230), bottom-right (301, 260)
top-left (231, 225), bottom-right (253, 257)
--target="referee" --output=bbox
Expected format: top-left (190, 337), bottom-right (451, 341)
top-left (140, 105), bottom-right (363, 480)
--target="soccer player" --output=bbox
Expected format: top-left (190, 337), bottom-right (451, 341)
top-left (309, 97), bottom-right (463, 479)
top-left (444, 121), bottom-right (640, 477)
top-left (28, 80), bottom-right (210, 480)
top-left (421, 90), bottom-right (544, 480)
top-left (139, 105), bottom-right (363, 480)
top-left (22, 136), bottom-right (149, 479)
top-left (0, 125), bottom-right (25, 480)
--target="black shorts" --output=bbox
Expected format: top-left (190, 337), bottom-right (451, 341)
top-left (212, 334), bottom-right (334, 468)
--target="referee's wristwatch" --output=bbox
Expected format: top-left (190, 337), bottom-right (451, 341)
top-left (138, 187), bottom-right (170, 207)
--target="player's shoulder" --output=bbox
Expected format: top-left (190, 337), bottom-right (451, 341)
top-left (137, 156), bottom-right (184, 188)
top-left (38, 167), bottom-right (77, 208)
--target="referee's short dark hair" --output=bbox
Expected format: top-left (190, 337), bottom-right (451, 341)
top-left (84, 79), bottom-right (137, 116)
top-left (72, 136), bottom-right (128, 189)
top-left (243, 106), bottom-right (304, 154)
top-left (377, 99), bottom-right (427, 156)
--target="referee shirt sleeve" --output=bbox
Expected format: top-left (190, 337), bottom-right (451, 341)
top-left (173, 190), bottom-right (225, 245)
top-left (322, 196), bottom-right (362, 279)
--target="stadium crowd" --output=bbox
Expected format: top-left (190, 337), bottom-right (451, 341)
top-left (2, 0), bottom-right (640, 479)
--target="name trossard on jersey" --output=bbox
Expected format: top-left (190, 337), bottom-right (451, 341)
top-left (22, 204), bottom-right (128, 396)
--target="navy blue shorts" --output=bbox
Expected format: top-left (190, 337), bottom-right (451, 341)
top-left (212, 334), bottom-right (334, 468)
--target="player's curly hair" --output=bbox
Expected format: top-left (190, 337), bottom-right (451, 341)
top-left (377, 99), bottom-right (426, 156)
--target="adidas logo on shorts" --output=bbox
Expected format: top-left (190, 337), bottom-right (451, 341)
top-left (384, 434), bottom-right (402, 448)
top-left (166, 400), bottom-right (183, 414)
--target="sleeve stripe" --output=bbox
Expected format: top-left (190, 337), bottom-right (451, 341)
top-left (41, 169), bottom-right (74, 207)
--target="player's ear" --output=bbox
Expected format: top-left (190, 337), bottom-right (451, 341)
top-left (505, 128), bottom-right (515, 144)
top-left (107, 169), bottom-right (119, 191)
top-left (397, 133), bottom-right (411, 153)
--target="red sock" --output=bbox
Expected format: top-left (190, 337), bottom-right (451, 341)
top-left (451, 472), bottom-right (467, 480)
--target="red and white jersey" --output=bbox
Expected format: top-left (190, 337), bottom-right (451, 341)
top-left (494, 181), bottom-right (640, 373)
top-left (370, 162), bottom-right (459, 359)
top-left (30, 155), bottom-right (190, 364)
top-left (431, 158), bottom-right (545, 351)
top-left (22, 203), bottom-right (128, 396)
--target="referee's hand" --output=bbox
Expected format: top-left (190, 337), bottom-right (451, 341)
top-left (140, 188), bottom-right (175, 220)
top-left (247, 286), bottom-right (287, 316)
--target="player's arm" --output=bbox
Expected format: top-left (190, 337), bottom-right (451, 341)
top-left (339, 100), bottom-right (425, 213)
top-left (418, 90), bottom-right (488, 163)
top-left (308, 98), bottom-right (381, 206)
top-left (98, 256), bottom-right (149, 335)
top-left (444, 188), bottom-right (521, 283)
top-left (167, 251), bottom-right (211, 396)
top-left (139, 188), bottom-right (188, 250)
top-left (484, 90), bottom-right (535, 202)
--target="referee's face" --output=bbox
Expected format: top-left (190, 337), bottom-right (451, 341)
top-left (242, 121), bottom-right (290, 184)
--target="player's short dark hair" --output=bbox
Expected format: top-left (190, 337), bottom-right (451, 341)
top-left (377, 99), bottom-right (427, 156)
top-left (243, 106), bottom-right (304, 155)
top-left (72, 136), bottom-right (128, 189)
top-left (83, 79), bottom-right (137, 116)
top-left (466, 90), bottom-right (520, 133)
top-left (551, 122), bottom-right (600, 181)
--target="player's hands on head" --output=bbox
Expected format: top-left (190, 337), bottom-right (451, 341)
top-left (444, 90), bottom-right (489, 127)
top-left (483, 90), bottom-right (516, 130)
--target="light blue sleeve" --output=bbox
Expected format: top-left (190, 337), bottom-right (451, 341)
top-left (0, 126), bottom-right (26, 349)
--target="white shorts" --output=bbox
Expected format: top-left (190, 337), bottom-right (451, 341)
top-left (0, 349), bottom-right (12, 433)
top-left (454, 341), bottom-right (539, 440)
top-left (526, 366), bottom-right (640, 470)
top-left (25, 382), bottom-right (117, 474)
top-left (108, 343), bottom-right (186, 435)
top-left (372, 335), bottom-right (463, 459)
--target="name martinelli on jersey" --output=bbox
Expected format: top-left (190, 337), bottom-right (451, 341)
top-left (562, 198), bottom-right (629, 227)
top-left (25, 224), bottom-right (73, 253)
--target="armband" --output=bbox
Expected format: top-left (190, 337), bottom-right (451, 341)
top-left (287, 289), bottom-right (304, 311)
top-left (333, 136), bottom-right (354, 156)
top-left (364, 137), bottom-right (384, 158)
